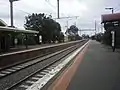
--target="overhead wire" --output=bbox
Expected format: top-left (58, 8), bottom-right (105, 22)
top-left (114, 3), bottom-right (120, 12)
top-left (44, 0), bottom-right (71, 20)
top-left (0, 2), bottom-right (31, 15)
top-left (45, 0), bottom-right (57, 13)
top-left (45, 0), bottom-right (56, 9)
top-left (0, 0), bottom-right (58, 15)
top-left (0, 1), bottom-right (78, 25)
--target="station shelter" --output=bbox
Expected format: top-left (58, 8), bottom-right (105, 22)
top-left (101, 13), bottom-right (120, 47)
top-left (0, 26), bottom-right (38, 53)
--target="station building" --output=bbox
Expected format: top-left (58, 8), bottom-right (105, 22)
top-left (101, 13), bottom-right (120, 47)
top-left (0, 19), bottom-right (38, 52)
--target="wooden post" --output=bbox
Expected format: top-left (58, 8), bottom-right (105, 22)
top-left (25, 34), bottom-right (28, 49)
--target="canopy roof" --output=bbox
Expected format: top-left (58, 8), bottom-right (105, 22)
top-left (0, 19), bottom-right (7, 26)
top-left (0, 26), bottom-right (38, 34)
top-left (101, 13), bottom-right (120, 23)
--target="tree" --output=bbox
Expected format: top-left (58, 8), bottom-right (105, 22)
top-left (96, 33), bottom-right (104, 42)
top-left (57, 32), bottom-right (64, 43)
top-left (82, 34), bottom-right (89, 39)
top-left (65, 25), bottom-right (80, 41)
top-left (24, 13), bottom-right (45, 44)
top-left (24, 13), bottom-right (63, 43)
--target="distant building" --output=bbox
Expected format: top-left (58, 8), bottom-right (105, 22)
top-left (0, 19), bottom-right (38, 53)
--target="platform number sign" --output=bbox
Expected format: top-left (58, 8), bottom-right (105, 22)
top-left (39, 35), bottom-right (42, 43)
top-left (14, 38), bottom-right (18, 45)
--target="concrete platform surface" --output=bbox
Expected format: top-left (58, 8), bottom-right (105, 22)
top-left (0, 44), bottom-right (54, 55)
top-left (67, 40), bottom-right (120, 90)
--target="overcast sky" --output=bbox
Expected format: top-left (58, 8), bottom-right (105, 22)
top-left (0, 0), bottom-right (120, 35)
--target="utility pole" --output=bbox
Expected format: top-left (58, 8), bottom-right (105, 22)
top-left (95, 20), bottom-right (97, 35)
top-left (9, 0), bottom-right (19, 48)
top-left (9, 0), bottom-right (13, 27)
top-left (57, 0), bottom-right (59, 19)
top-left (9, 0), bottom-right (19, 27)
top-left (74, 22), bottom-right (76, 26)
top-left (66, 20), bottom-right (68, 29)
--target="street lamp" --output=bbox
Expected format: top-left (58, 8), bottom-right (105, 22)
top-left (9, 0), bottom-right (19, 27)
top-left (105, 7), bottom-right (114, 14)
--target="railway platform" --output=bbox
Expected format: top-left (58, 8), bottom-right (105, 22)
top-left (0, 44), bottom-right (54, 55)
top-left (48, 40), bottom-right (120, 90)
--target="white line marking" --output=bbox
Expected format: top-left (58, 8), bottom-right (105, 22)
top-left (26, 81), bottom-right (36, 84)
top-left (46, 68), bottom-right (52, 70)
top-left (12, 67), bottom-right (21, 70)
top-left (0, 73), bottom-right (6, 76)
top-left (48, 67), bottom-right (54, 69)
top-left (31, 77), bottom-right (40, 80)
top-left (24, 63), bottom-right (30, 66)
top-left (21, 64), bottom-right (28, 67)
top-left (1, 71), bottom-right (11, 74)
top-left (43, 70), bottom-right (50, 72)
top-left (6, 69), bottom-right (16, 72)
top-left (16, 66), bottom-right (24, 68)
top-left (19, 85), bottom-right (29, 88)
top-left (27, 40), bottom-right (90, 90)
top-left (41, 72), bottom-right (48, 75)
top-left (36, 74), bottom-right (44, 77)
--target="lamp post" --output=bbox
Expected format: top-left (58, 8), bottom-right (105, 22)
top-left (105, 7), bottom-right (116, 51)
top-left (105, 7), bottom-right (114, 14)
top-left (9, 0), bottom-right (19, 27)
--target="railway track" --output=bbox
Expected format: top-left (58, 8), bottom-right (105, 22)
top-left (0, 45), bottom-right (74, 78)
top-left (0, 40), bottom-right (88, 90)
top-left (0, 41), bottom-right (84, 79)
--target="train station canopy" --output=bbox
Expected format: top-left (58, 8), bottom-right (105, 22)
top-left (0, 26), bottom-right (39, 34)
top-left (0, 19), bottom-right (7, 26)
top-left (101, 13), bottom-right (120, 23)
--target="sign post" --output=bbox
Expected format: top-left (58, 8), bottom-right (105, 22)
top-left (111, 31), bottom-right (115, 52)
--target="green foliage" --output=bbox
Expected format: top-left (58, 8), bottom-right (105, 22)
top-left (65, 25), bottom-right (81, 41)
top-left (65, 25), bottom-right (79, 36)
top-left (24, 13), bottom-right (63, 43)
top-left (82, 34), bottom-right (89, 39)
top-left (16, 33), bottom-right (25, 45)
top-left (57, 32), bottom-right (64, 43)
top-left (95, 33), bottom-right (104, 42)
